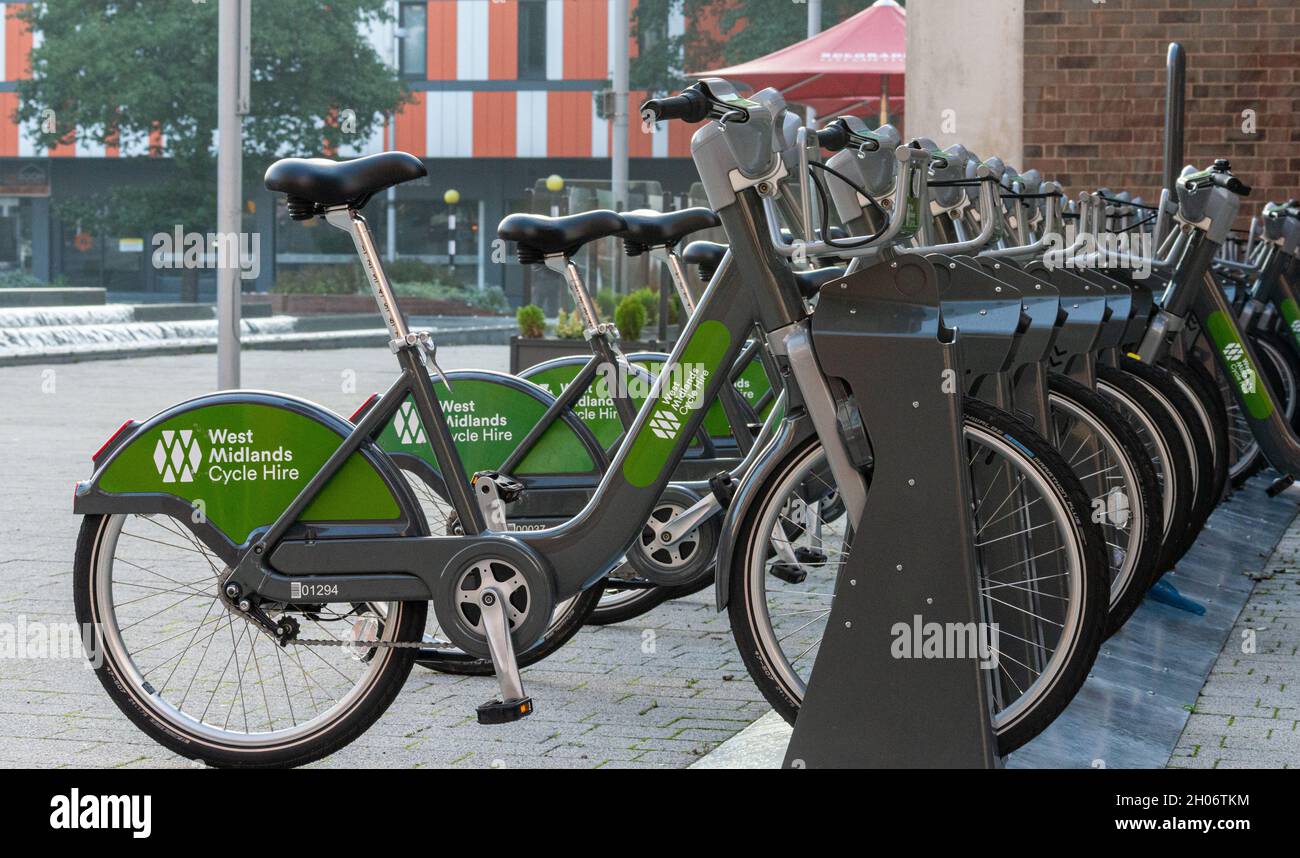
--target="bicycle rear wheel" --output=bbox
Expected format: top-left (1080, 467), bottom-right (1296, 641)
top-left (75, 513), bottom-right (425, 768)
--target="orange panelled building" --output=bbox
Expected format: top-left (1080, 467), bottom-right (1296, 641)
top-left (0, 2), bottom-right (700, 297)
top-left (387, 0), bottom-right (692, 161)
top-left (0, 2), bottom-right (693, 161)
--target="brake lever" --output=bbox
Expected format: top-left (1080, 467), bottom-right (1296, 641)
top-left (853, 140), bottom-right (878, 158)
top-left (717, 108), bottom-right (747, 130)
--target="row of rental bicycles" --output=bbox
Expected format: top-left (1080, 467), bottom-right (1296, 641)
top-left (72, 79), bottom-right (1300, 767)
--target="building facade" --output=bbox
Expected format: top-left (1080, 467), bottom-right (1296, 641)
top-left (0, 1), bottom-right (702, 302)
top-left (905, 0), bottom-right (1298, 227)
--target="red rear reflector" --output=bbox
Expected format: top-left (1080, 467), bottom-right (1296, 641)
top-left (93, 419), bottom-right (136, 464)
top-left (349, 393), bottom-right (380, 423)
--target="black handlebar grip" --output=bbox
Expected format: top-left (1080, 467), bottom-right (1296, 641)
top-left (640, 89), bottom-right (710, 124)
top-left (816, 123), bottom-right (850, 152)
top-left (1213, 173), bottom-right (1251, 196)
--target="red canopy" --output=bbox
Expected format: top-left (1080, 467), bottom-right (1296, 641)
top-left (694, 0), bottom-right (905, 119)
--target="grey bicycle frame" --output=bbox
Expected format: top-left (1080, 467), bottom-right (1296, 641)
top-left (1137, 178), bottom-right (1300, 479)
top-left (221, 95), bottom-right (863, 620)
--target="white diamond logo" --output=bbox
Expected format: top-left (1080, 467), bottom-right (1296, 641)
top-left (648, 408), bottom-right (681, 440)
top-left (1224, 342), bottom-right (1244, 362)
top-left (153, 428), bottom-right (202, 483)
top-left (396, 402), bottom-right (426, 445)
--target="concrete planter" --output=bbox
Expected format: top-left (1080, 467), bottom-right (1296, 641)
top-left (243, 293), bottom-right (503, 317)
top-left (509, 334), bottom-right (678, 373)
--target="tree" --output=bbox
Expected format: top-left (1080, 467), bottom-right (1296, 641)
top-left (632, 0), bottom-right (879, 96)
top-left (15, 0), bottom-right (409, 298)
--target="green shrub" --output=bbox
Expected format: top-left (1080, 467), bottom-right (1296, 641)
top-left (0, 270), bottom-right (60, 289)
top-left (466, 285), bottom-right (510, 314)
top-left (383, 258), bottom-right (438, 283)
top-left (271, 262), bottom-right (505, 314)
top-left (272, 265), bottom-right (363, 295)
top-left (391, 281), bottom-right (509, 314)
top-left (629, 287), bottom-right (659, 324)
top-left (595, 288), bottom-right (618, 319)
top-left (615, 295), bottom-right (646, 342)
top-left (274, 260), bottom-right (472, 298)
top-left (555, 309), bottom-right (585, 339)
top-left (517, 304), bottom-right (546, 338)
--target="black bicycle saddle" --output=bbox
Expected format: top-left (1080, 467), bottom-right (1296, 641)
top-left (619, 208), bottom-right (721, 254)
top-left (265, 151), bottom-right (427, 219)
top-left (497, 210), bottom-right (628, 262)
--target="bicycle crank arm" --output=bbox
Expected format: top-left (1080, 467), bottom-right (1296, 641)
top-left (658, 493), bottom-right (722, 547)
top-left (475, 586), bottom-right (533, 725)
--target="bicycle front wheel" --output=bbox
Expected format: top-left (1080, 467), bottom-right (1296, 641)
top-left (728, 400), bottom-right (1107, 754)
top-left (1046, 375), bottom-right (1163, 634)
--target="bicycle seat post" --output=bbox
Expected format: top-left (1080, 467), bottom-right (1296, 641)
top-left (540, 250), bottom-right (637, 426)
top-left (658, 246), bottom-right (698, 315)
top-left (324, 205), bottom-right (409, 345)
top-left (543, 254), bottom-right (617, 344)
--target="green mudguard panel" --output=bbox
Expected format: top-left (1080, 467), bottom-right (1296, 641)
top-left (521, 352), bottom-right (774, 447)
top-left (377, 372), bottom-right (599, 476)
top-left (91, 398), bottom-right (404, 546)
top-left (522, 359), bottom-right (653, 449)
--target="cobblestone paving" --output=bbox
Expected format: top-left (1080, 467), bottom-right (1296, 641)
top-left (1169, 508), bottom-right (1300, 769)
top-left (0, 347), bottom-right (769, 769)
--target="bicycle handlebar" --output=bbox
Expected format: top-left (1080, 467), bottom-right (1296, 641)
top-left (640, 89), bottom-right (711, 125)
top-left (1183, 161), bottom-right (1252, 197)
top-left (815, 118), bottom-right (882, 155)
top-left (816, 122), bottom-right (850, 152)
top-left (1212, 172), bottom-right (1251, 196)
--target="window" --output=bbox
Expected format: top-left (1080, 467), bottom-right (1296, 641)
top-left (398, 1), bottom-right (427, 79)
top-left (518, 0), bottom-right (548, 80)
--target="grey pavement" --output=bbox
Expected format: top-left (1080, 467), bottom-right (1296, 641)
top-left (0, 346), bottom-right (769, 769)
top-left (1169, 507), bottom-right (1300, 770)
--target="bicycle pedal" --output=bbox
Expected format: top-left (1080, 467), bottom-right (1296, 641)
top-left (476, 697), bottom-right (533, 725)
top-left (1266, 475), bottom-right (1295, 498)
top-left (472, 470), bottom-right (525, 503)
top-left (770, 562), bottom-right (808, 585)
top-left (709, 471), bottom-right (736, 509)
top-left (794, 546), bottom-right (827, 566)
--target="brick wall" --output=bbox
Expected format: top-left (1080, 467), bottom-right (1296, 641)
top-left (1023, 0), bottom-right (1299, 223)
